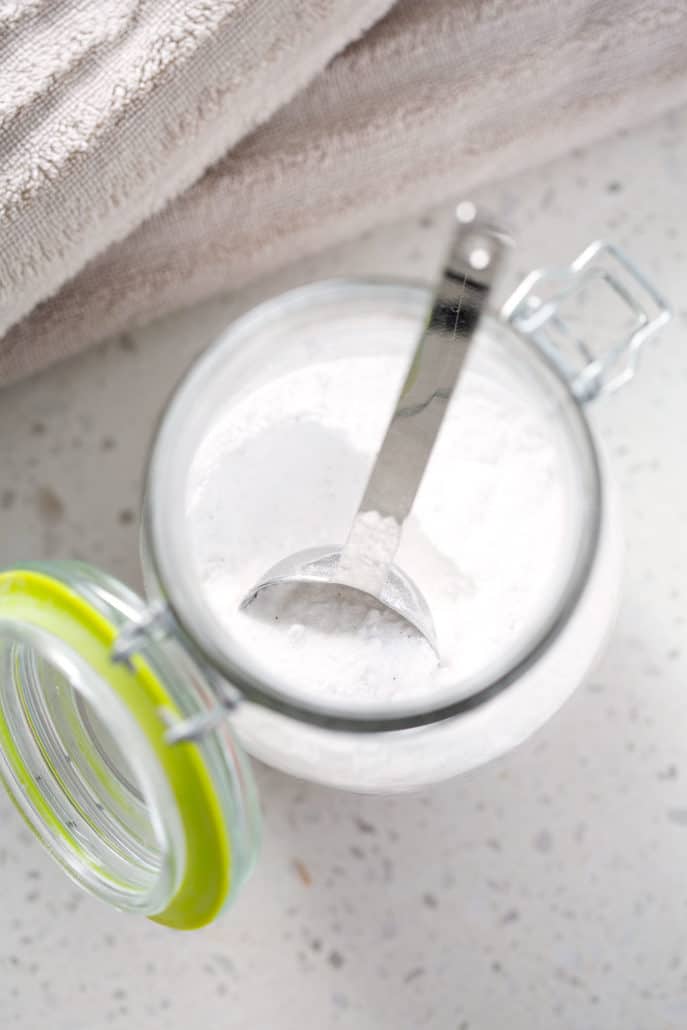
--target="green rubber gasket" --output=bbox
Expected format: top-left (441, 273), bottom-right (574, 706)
top-left (0, 569), bottom-right (232, 930)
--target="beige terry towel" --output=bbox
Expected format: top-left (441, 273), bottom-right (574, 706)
top-left (2, 0), bottom-right (687, 384)
top-left (0, 0), bottom-right (396, 338)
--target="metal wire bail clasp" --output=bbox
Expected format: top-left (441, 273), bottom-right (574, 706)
top-left (502, 241), bottom-right (672, 403)
top-left (110, 602), bottom-right (176, 667)
top-left (110, 602), bottom-right (241, 746)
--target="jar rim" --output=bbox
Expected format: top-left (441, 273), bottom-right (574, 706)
top-left (145, 277), bottom-right (603, 733)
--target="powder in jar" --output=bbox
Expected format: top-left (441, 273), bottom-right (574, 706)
top-left (186, 317), bottom-right (567, 709)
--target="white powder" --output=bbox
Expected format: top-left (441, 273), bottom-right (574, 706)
top-left (338, 510), bottom-right (403, 596)
top-left (186, 319), bottom-right (568, 711)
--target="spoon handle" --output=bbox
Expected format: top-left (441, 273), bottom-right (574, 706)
top-left (355, 205), bottom-right (510, 526)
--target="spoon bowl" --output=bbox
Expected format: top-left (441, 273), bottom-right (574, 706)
top-left (240, 544), bottom-right (439, 652)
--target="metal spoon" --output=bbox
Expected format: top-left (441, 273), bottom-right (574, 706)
top-left (241, 203), bottom-right (509, 651)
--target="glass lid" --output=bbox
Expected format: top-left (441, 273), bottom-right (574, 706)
top-left (146, 279), bottom-right (602, 730)
top-left (0, 562), bottom-right (260, 928)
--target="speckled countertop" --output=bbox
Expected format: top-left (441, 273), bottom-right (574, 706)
top-left (1, 107), bottom-right (687, 1030)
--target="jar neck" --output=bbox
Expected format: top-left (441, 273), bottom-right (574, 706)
top-left (143, 281), bottom-right (604, 735)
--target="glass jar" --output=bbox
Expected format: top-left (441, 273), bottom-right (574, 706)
top-left (0, 240), bottom-right (669, 928)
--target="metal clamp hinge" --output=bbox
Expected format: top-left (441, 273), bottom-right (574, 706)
top-left (110, 603), bottom-right (241, 746)
top-left (110, 602), bottom-right (177, 669)
top-left (502, 241), bottom-right (672, 403)
top-left (160, 677), bottom-right (241, 747)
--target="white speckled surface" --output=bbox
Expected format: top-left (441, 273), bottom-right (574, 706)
top-left (1, 108), bottom-right (687, 1029)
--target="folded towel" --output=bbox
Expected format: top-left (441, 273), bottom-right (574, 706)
top-left (2, 0), bottom-right (687, 385)
top-left (0, 0), bottom-right (396, 339)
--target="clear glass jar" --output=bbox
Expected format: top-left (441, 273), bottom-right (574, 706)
top-left (0, 240), bottom-right (669, 927)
